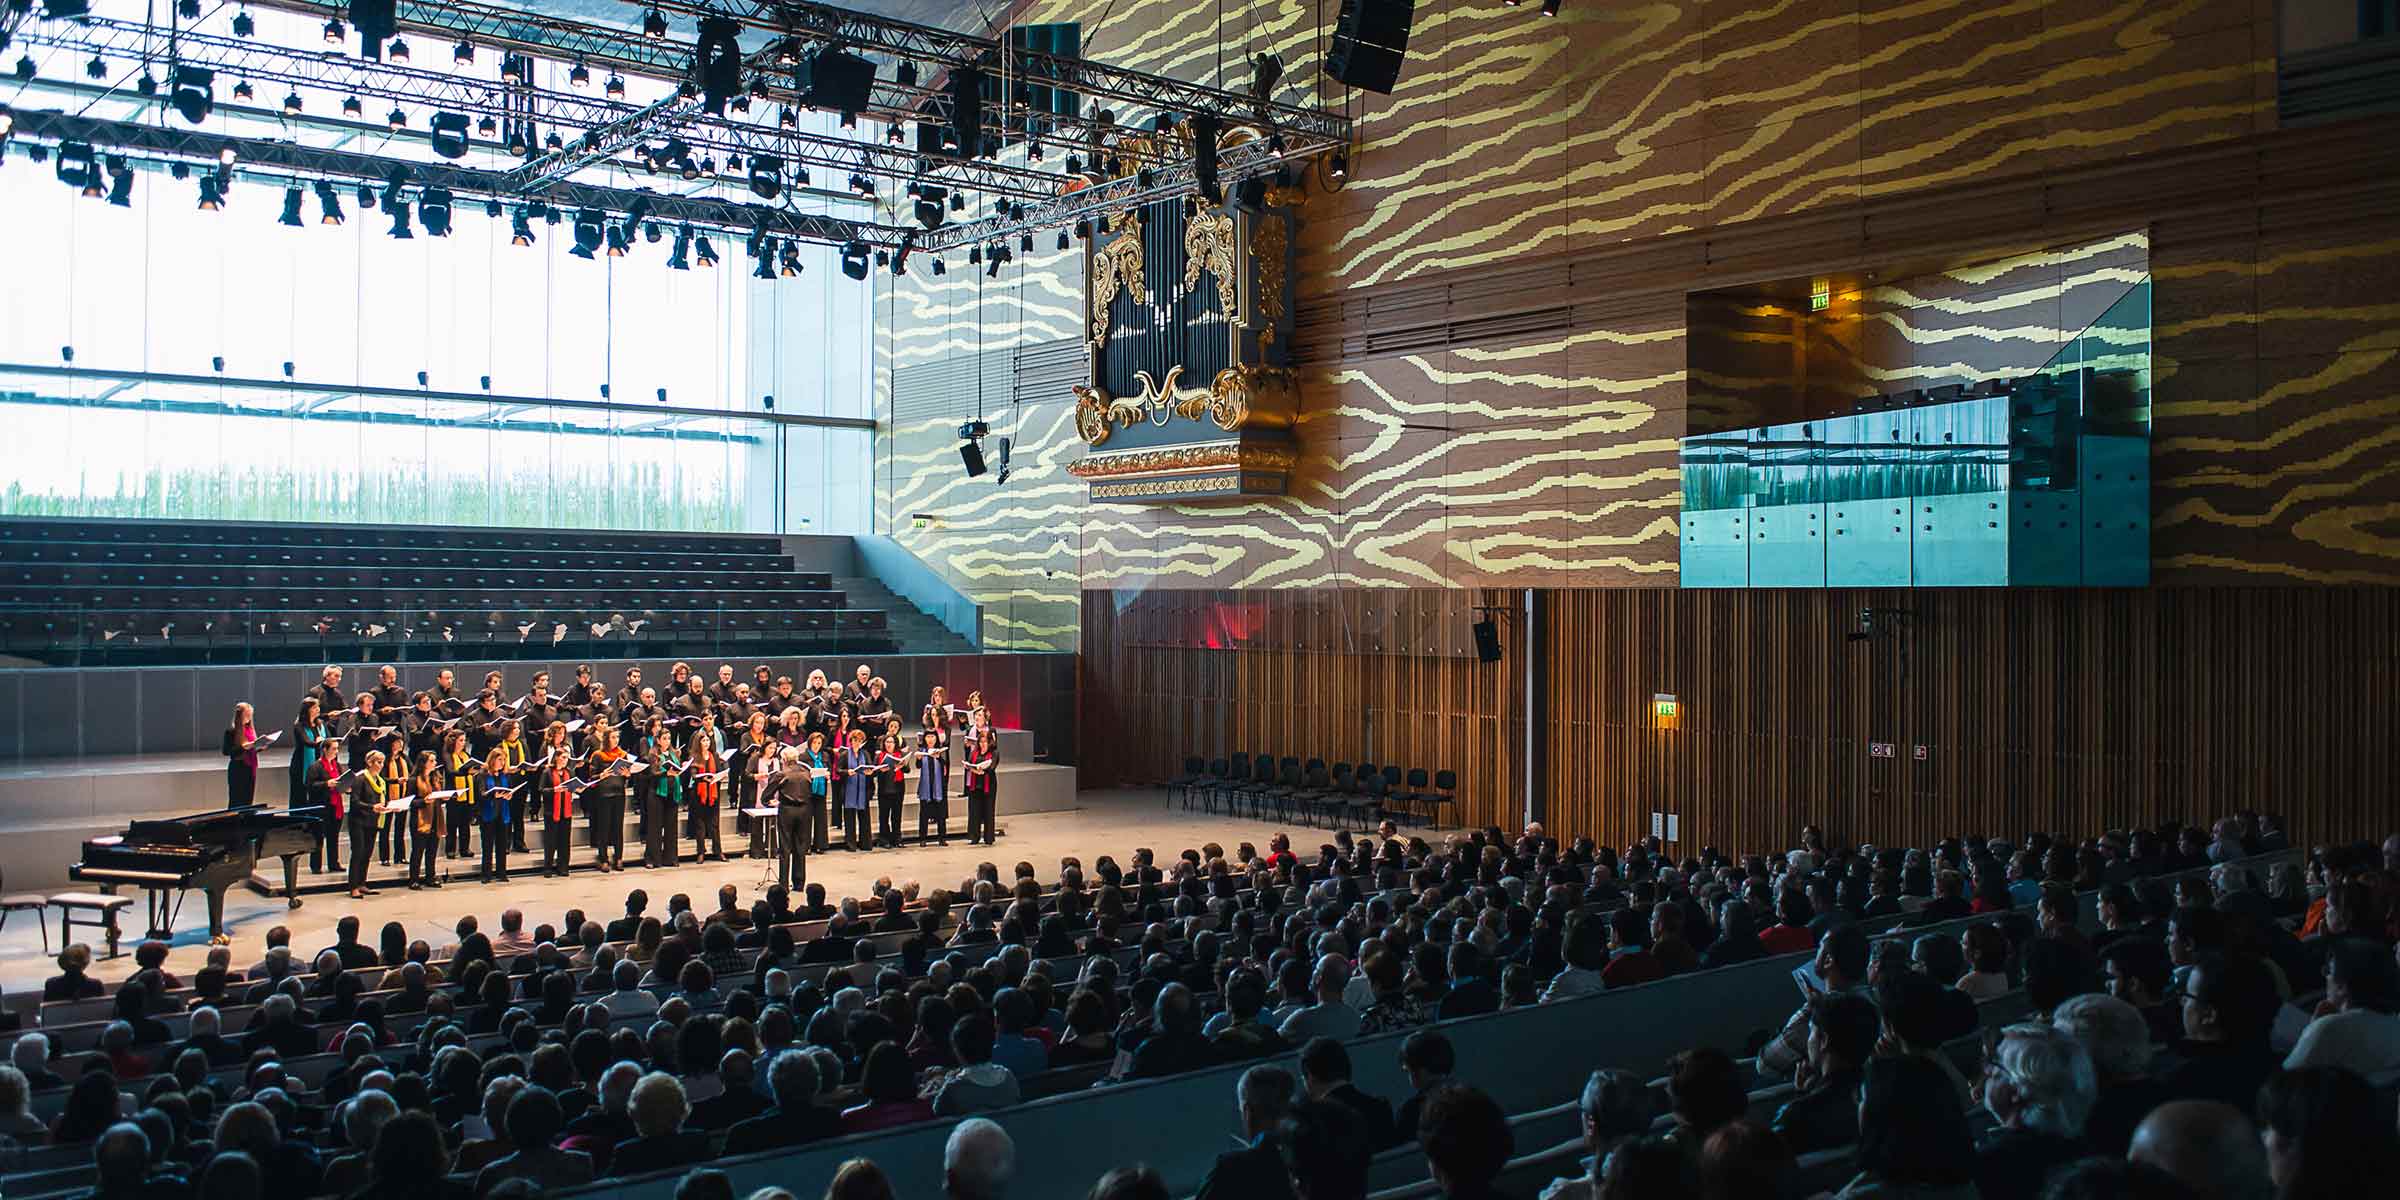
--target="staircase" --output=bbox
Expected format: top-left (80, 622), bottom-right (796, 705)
top-left (835, 574), bottom-right (976, 655)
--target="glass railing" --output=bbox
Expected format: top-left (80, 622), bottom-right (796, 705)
top-left (0, 602), bottom-right (899, 667)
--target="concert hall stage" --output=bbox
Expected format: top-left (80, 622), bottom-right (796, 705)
top-left (0, 727), bottom-right (1074, 893)
top-left (0, 787), bottom-right (1289, 996)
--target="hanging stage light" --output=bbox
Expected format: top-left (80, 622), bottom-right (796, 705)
top-left (643, 221), bottom-right (663, 244)
top-left (231, 9), bottom-right (253, 37)
top-left (14, 55), bottom-right (35, 82)
top-left (694, 235), bottom-right (718, 268)
top-left (1057, 230), bottom-right (1070, 251)
top-left (386, 106), bottom-right (407, 132)
top-left (175, 0), bottom-right (198, 18)
top-left (429, 112), bottom-right (469, 158)
top-left (315, 180), bottom-right (344, 225)
top-left (476, 114), bottom-right (497, 137)
top-left (746, 153), bottom-right (783, 200)
top-left (752, 239), bottom-right (776, 280)
top-left (232, 80), bottom-right (253, 101)
top-left (931, 257), bottom-right (945, 277)
top-left (86, 54), bottom-right (106, 80)
top-left (54, 141), bottom-right (96, 192)
top-left (283, 89), bottom-right (304, 115)
top-left (667, 226), bottom-right (691, 270)
top-left (642, 7), bottom-right (667, 38)
top-left (386, 197), bottom-right (413, 238)
top-left (323, 18), bottom-right (344, 44)
top-left (342, 95), bottom-right (363, 117)
top-left (605, 226), bottom-right (628, 257)
top-left (1020, 233), bottom-right (1035, 253)
top-left (500, 54), bottom-right (526, 84)
top-left (569, 211), bottom-right (602, 259)
top-left (197, 175), bottom-right (222, 210)
top-left (839, 241), bottom-right (869, 280)
top-left (779, 242), bottom-right (802, 278)
top-left (169, 65), bottom-right (214, 124)
top-left (107, 160), bottom-right (134, 206)
top-left (387, 38), bottom-right (409, 63)
top-left (280, 184), bottom-right (304, 226)
top-left (418, 187), bottom-right (452, 236)
top-left (544, 130), bottom-right (563, 151)
top-left (509, 207), bottom-right (535, 246)
top-left (355, 182), bottom-right (375, 210)
top-left (605, 74), bottom-right (626, 99)
top-left (452, 39), bottom-right (473, 65)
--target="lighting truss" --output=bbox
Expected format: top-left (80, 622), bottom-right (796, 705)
top-left (17, 1), bottom-right (1351, 250)
top-left (10, 108), bottom-right (888, 245)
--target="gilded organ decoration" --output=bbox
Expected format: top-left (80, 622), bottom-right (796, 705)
top-left (1072, 182), bottom-right (1303, 504)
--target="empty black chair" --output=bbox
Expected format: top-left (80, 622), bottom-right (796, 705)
top-left (1421, 769), bottom-right (1459, 828)
top-left (1266, 756), bottom-right (1304, 821)
top-left (1396, 766), bottom-right (1433, 826)
top-left (1232, 751), bottom-right (1278, 818)
top-left (1166, 756), bottom-right (1207, 809)
top-left (1214, 752), bottom-right (1251, 814)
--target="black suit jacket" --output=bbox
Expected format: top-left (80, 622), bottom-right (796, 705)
top-left (798, 935), bottom-right (857, 965)
top-left (1770, 1069), bottom-right (1862, 1154)
top-left (685, 1086), bottom-right (773, 1132)
top-left (1325, 1082), bottom-right (1398, 1151)
top-left (1194, 1140), bottom-right (1298, 1200)
top-left (722, 1104), bottom-right (844, 1156)
top-left (605, 916), bottom-right (644, 942)
top-left (605, 1131), bottom-right (711, 1178)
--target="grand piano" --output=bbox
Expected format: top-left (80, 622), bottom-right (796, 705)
top-left (71, 805), bottom-right (325, 944)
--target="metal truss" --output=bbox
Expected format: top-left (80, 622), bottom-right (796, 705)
top-left (917, 133), bottom-right (1309, 254)
top-left (11, 107), bottom-right (899, 246)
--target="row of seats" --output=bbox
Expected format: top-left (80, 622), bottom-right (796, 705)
top-left (0, 518), bottom-right (773, 557)
top-left (0, 541), bottom-right (788, 574)
top-left (9, 586), bottom-right (848, 612)
top-left (1164, 755), bottom-right (1460, 829)
top-left (4, 565), bottom-right (829, 592)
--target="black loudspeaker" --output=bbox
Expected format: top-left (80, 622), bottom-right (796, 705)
top-left (960, 440), bottom-right (988, 477)
top-left (1329, 0), bottom-right (1414, 94)
top-left (794, 47), bottom-right (877, 113)
top-left (1471, 617), bottom-right (1502, 663)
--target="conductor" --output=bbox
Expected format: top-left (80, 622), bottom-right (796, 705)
top-left (765, 747), bottom-right (810, 891)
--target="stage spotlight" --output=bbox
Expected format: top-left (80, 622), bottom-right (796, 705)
top-left (476, 114), bottom-right (496, 137)
top-left (342, 96), bottom-right (363, 117)
top-left (232, 80), bottom-right (252, 101)
top-left (429, 112), bottom-right (469, 158)
top-left (386, 106), bottom-right (406, 131)
top-left (106, 162), bottom-right (133, 206)
top-left (1020, 233), bottom-right (1034, 253)
top-left (387, 38), bottom-right (409, 63)
top-left (968, 246), bottom-right (981, 265)
top-left (1057, 230), bottom-right (1070, 251)
top-left (279, 184), bottom-right (304, 225)
top-left (54, 140), bottom-right (94, 191)
top-left (509, 207), bottom-right (535, 245)
top-left (1329, 149), bottom-right (1349, 179)
top-left (452, 39), bottom-right (473, 65)
top-left (694, 235), bottom-right (718, 267)
top-left (418, 187), bottom-right (452, 236)
top-left (667, 226), bottom-right (691, 270)
top-left (896, 60), bottom-right (918, 87)
top-left (950, 191), bottom-right (966, 212)
top-left (570, 209), bottom-right (602, 258)
top-left (197, 175), bottom-right (222, 210)
top-left (643, 220), bottom-right (663, 244)
top-left (569, 61), bottom-right (590, 88)
top-left (504, 125), bottom-right (528, 155)
top-left (500, 54), bottom-right (525, 84)
top-left (605, 74), bottom-right (625, 99)
top-left (355, 182), bottom-right (374, 209)
top-left (86, 54), bottom-right (105, 80)
top-left (752, 241), bottom-right (776, 280)
top-left (315, 181), bottom-right (344, 224)
top-left (1074, 218), bottom-right (1091, 239)
top-left (1191, 113), bottom-right (1222, 203)
top-left (931, 257), bottom-right (945, 276)
top-left (232, 9), bottom-right (253, 37)
top-left (544, 130), bottom-right (563, 151)
top-left (642, 7), bottom-right (667, 38)
top-left (779, 241), bottom-right (801, 278)
top-left (323, 18), bottom-right (344, 44)
top-left (15, 55), bottom-right (34, 82)
top-left (169, 65), bottom-right (214, 124)
top-left (176, 0), bottom-right (198, 19)
top-left (386, 197), bottom-right (412, 238)
top-left (747, 153), bottom-right (782, 199)
top-left (849, 173), bottom-right (873, 197)
top-left (839, 241), bottom-right (870, 280)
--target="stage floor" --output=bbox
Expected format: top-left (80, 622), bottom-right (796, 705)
top-left (0, 788), bottom-right (1303, 994)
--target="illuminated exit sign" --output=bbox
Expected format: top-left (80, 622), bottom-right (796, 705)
top-left (1809, 279), bottom-right (1831, 311)
top-left (1652, 693), bottom-right (1679, 719)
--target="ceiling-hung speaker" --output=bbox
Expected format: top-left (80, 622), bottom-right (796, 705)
top-left (1328, 0), bottom-right (1414, 94)
top-left (1471, 617), bottom-right (1501, 663)
top-left (793, 46), bottom-right (876, 114)
top-left (959, 439), bottom-right (988, 477)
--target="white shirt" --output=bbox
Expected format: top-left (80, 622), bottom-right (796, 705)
top-left (1542, 966), bottom-right (1607, 1004)
top-left (2285, 1009), bottom-right (2400, 1085)
top-left (597, 987), bottom-right (659, 1020)
top-left (1277, 1002), bottom-right (1361, 1043)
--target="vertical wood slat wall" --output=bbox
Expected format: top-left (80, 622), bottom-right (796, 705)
top-left (1080, 590), bottom-right (1523, 834)
top-left (1085, 587), bottom-right (2397, 855)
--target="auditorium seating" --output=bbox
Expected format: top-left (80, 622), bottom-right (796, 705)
top-left (0, 518), bottom-right (894, 666)
top-left (1178, 752), bottom-right (1461, 829)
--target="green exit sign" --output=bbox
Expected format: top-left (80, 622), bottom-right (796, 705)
top-left (1809, 279), bottom-right (1831, 312)
top-left (1652, 693), bottom-right (1679, 718)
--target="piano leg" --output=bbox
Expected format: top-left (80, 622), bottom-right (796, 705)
top-left (281, 854), bottom-right (302, 910)
top-left (206, 887), bottom-right (229, 945)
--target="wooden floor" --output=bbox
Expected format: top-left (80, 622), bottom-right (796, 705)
top-left (0, 788), bottom-right (1306, 994)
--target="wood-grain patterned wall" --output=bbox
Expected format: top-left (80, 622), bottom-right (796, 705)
top-left (1083, 585), bottom-right (2399, 851)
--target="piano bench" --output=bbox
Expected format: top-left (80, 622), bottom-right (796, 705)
top-left (48, 893), bottom-right (135, 958)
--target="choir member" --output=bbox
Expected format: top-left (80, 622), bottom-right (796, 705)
top-left (615, 666), bottom-right (646, 712)
top-left (708, 664), bottom-right (739, 707)
top-left (875, 732), bottom-right (908, 848)
top-left (222, 702), bottom-right (261, 809)
top-left (443, 730), bottom-right (478, 860)
top-left (674, 678), bottom-right (712, 743)
top-left (497, 718), bottom-right (532, 853)
top-left (856, 677), bottom-right (893, 744)
top-left (915, 729), bottom-right (950, 846)
top-left (731, 712), bottom-right (771, 847)
top-left (481, 669), bottom-right (507, 700)
top-left (776, 706), bottom-right (807, 748)
top-left (289, 698), bottom-right (326, 810)
top-left (800, 730), bottom-right (833, 853)
top-left (669, 661), bottom-right (694, 697)
top-left (346, 750), bottom-right (387, 900)
top-left (308, 737), bottom-right (342, 873)
top-left (963, 729), bottom-right (999, 846)
top-left (409, 751), bottom-right (444, 890)
top-left (476, 747), bottom-right (514, 883)
top-left (537, 727), bottom-right (578, 878)
top-left (305, 666), bottom-right (346, 724)
top-left (838, 728), bottom-right (873, 852)
top-left (746, 730), bottom-right (780, 862)
top-left (342, 693), bottom-right (385, 770)
top-left (767, 747), bottom-right (810, 890)
top-left (645, 737), bottom-right (682, 869)
top-left (843, 663), bottom-right (875, 710)
top-left (767, 674), bottom-right (798, 714)
top-left (402, 692), bottom-right (442, 764)
top-left (630, 715), bottom-right (664, 855)
top-left (466, 691), bottom-right (507, 758)
top-left (586, 725), bottom-right (631, 872)
top-left (718, 685), bottom-right (758, 744)
top-left (377, 745), bottom-right (409, 866)
top-left (429, 667), bottom-right (461, 712)
top-left (370, 665), bottom-right (406, 718)
top-left (519, 672), bottom-right (558, 743)
top-left (687, 733), bottom-right (724, 862)
top-left (921, 685), bottom-right (955, 779)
